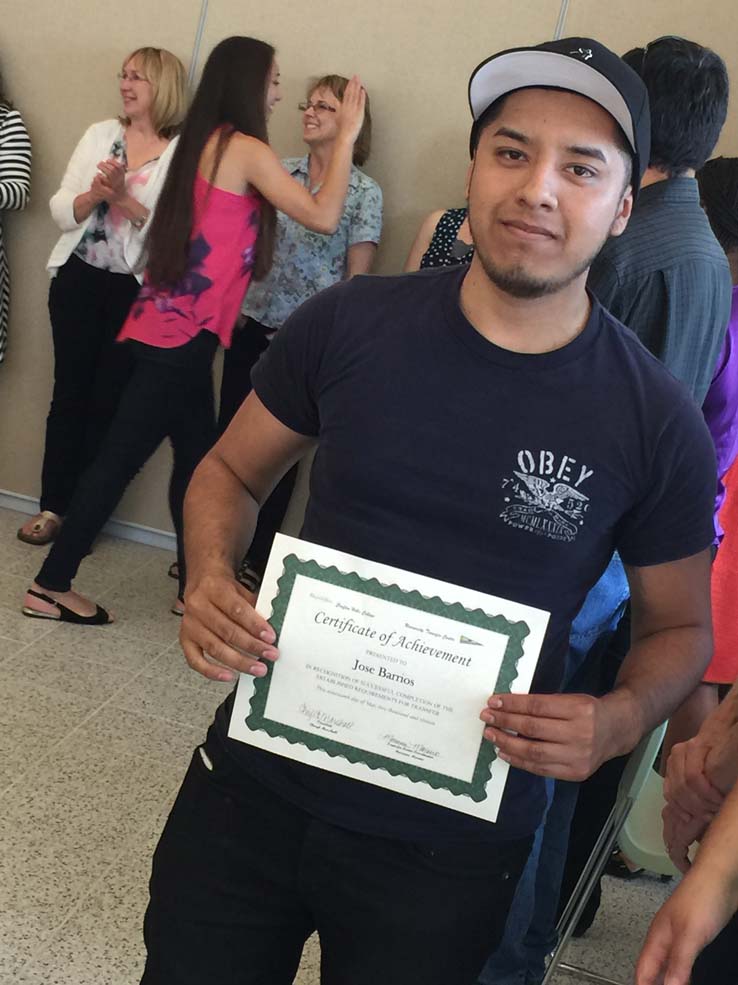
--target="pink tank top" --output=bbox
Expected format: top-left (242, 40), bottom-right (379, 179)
top-left (119, 172), bottom-right (261, 350)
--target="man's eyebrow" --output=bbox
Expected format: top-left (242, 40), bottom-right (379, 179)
top-left (566, 144), bottom-right (608, 164)
top-left (493, 126), bottom-right (530, 144)
top-left (493, 126), bottom-right (611, 165)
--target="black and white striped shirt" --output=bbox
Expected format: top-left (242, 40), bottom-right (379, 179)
top-left (0, 104), bottom-right (31, 211)
top-left (0, 102), bottom-right (32, 361)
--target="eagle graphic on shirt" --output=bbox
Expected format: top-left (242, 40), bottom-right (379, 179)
top-left (500, 471), bottom-right (590, 542)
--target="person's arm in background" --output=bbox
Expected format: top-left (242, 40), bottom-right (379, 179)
top-left (345, 175), bottom-right (382, 277)
top-left (661, 681), bottom-right (738, 871)
top-left (0, 109), bottom-right (31, 211)
top-left (636, 779), bottom-right (738, 985)
top-left (244, 77), bottom-right (365, 235)
top-left (662, 683), bottom-right (720, 774)
top-left (346, 242), bottom-right (376, 276)
top-left (403, 209), bottom-right (444, 271)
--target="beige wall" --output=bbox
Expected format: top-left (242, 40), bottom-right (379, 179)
top-left (1, 0), bottom-right (737, 533)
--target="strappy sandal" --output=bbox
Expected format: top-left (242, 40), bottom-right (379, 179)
top-left (171, 595), bottom-right (185, 617)
top-left (22, 588), bottom-right (112, 626)
top-left (17, 511), bottom-right (63, 546)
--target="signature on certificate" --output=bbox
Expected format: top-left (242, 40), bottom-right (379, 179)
top-left (298, 703), bottom-right (355, 731)
top-left (381, 734), bottom-right (441, 761)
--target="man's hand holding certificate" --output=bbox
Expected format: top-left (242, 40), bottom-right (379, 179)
top-left (205, 535), bottom-right (547, 822)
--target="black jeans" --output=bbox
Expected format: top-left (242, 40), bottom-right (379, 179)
top-left (41, 254), bottom-right (140, 515)
top-left (142, 728), bottom-right (532, 985)
top-left (219, 316), bottom-right (298, 575)
top-left (36, 336), bottom-right (217, 598)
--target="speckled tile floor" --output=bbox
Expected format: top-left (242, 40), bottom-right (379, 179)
top-left (0, 505), bottom-right (671, 984)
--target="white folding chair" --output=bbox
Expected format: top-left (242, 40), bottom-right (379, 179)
top-left (540, 722), bottom-right (668, 985)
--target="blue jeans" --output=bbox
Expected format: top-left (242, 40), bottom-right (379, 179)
top-left (478, 554), bottom-right (629, 985)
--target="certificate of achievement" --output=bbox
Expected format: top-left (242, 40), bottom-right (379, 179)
top-left (229, 534), bottom-right (550, 822)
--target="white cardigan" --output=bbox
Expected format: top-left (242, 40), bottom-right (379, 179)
top-left (46, 119), bottom-right (178, 281)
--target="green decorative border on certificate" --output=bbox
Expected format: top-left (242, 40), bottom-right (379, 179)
top-left (245, 554), bottom-right (530, 802)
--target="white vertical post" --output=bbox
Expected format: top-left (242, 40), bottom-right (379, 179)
top-left (188, 0), bottom-right (210, 87)
top-left (553, 0), bottom-right (571, 40)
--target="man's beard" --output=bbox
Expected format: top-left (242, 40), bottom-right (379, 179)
top-left (469, 215), bottom-right (612, 300)
top-left (475, 250), bottom-right (600, 299)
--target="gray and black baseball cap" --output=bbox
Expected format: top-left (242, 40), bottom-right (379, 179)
top-left (468, 37), bottom-right (651, 195)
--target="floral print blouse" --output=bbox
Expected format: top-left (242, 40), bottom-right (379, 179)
top-left (243, 156), bottom-right (383, 330)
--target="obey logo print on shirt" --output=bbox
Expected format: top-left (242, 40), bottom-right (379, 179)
top-left (500, 449), bottom-right (594, 544)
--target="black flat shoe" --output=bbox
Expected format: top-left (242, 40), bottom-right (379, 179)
top-left (604, 849), bottom-right (644, 880)
top-left (22, 589), bottom-right (112, 626)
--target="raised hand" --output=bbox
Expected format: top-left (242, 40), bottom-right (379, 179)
top-left (335, 75), bottom-right (366, 145)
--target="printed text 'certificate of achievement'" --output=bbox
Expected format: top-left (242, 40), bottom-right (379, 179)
top-left (229, 535), bottom-right (550, 822)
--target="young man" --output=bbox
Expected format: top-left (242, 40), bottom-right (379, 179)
top-left (538, 37), bottom-right (733, 958)
top-left (485, 36), bottom-right (733, 985)
top-left (141, 39), bottom-right (716, 985)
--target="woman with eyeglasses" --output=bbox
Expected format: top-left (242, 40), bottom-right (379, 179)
top-left (217, 73), bottom-right (382, 594)
top-left (17, 47), bottom-right (187, 547)
top-left (21, 38), bottom-right (366, 625)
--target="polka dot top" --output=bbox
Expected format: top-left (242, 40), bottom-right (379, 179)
top-left (419, 207), bottom-right (474, 268)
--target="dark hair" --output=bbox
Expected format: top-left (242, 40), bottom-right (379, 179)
top-left (698, 157), bottom-right (738, 255)
top-left (308, 74), bottom-right (372, 166)
top-left (623, 39), bottom-right (728, 177)
top-left (146, 36), bottom-right (276, 287)
top-left (470, 90), bottom-right (633, 189)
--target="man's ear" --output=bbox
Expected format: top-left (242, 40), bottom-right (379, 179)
top-left (609, 186), bottom-right (634, 238)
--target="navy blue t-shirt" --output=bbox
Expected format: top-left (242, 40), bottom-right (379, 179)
top-left (214, 265), bottom-right (715, 844)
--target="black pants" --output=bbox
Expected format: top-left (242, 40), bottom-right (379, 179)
top-left (142, 728), bottom-right (532, 985)
top-left (41, 254), bottom-right (140, 515)
top-left (219, 316), bottom-right (298, 575)
top-left (36, 336), bottom-right (217, 598)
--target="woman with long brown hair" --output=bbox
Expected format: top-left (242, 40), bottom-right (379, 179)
top-left (21, 35), bottom-right (365, 624)
top-left (219, 71), bottom-right (382, 593)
